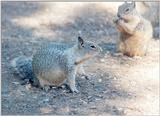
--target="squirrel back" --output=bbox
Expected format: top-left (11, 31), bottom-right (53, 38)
top-left (10, 43), bottom-right (73, 86)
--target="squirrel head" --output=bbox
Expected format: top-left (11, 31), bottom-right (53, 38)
top-left (117, 1), bottom-right (139, 22)
top-left (76, 36), bottom-right (102, 60)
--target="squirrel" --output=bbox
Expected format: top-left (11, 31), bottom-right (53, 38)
top-left (11, 36), bottom-right (102, 93)
top-left (113, 1), bottom-right (153, 57)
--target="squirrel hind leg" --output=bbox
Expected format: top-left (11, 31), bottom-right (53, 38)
top-left (124, 51), bottom-right (145, 57)
top-left (124, 52), bottom-right (134, 57)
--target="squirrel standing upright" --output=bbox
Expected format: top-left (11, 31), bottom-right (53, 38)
top-left (113, 2), bottom-right (153, 57)
top-left (11, 36), bottom-right (102, 93)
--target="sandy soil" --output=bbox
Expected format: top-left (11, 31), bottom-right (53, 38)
top-left (1, 2), bottom-right (159, 115)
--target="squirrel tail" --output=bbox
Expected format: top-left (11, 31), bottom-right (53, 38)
top-left (11, 56), bottom-right (39, 86)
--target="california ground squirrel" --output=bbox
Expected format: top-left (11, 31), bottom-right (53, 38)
top-left (11, 36), bottom-right (102, 93)
top-left (113, 1), bottom-right (153, 57)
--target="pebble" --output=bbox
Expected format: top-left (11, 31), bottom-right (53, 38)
top-left (19, 51), bottom-right (23, 55)
top-left (95, 98), bottom-right (101, 101)
top-left (12, 81), bottom-right (20, 85)
top-left (28, 47), bottom-right (32, 52)
top-left (98, 79), bottom-right (102, 82)
top-left (20, 93), bottom-right (25, 96)
top-left (43, 98), bottom-right (49, 103)
top-left (32, 96), bottom-right (37, 99)
top-left (25, 42), bottom-right (29, 45)
top-left (133, 56), bottom-right (142, 60)
top-left (81, 75), bottom-right (86, 79)
top-left (89, 73), bottom-right (94, 76)
top-left (131, 81), bottom-right (136, 87)
top-left (52, 86), bottom-right (57, 89)
top-left (80, 99), bottom-right (87, 104)
top-left (25, 84), bottom-right (32, 90)
top-left (104, 54), bottom-right (109, 58)
top-left (61, 85), bottom-right (66, 89)
top-left (100, 24), bottom-right (104, 28)
top-left (100, 73), bottom-right (104, 77)
top-left (96, 94), bottom-right (103, 98)
top-left (78, 30), bottom-right (82, 35)
top-left (88, 96), bottom-right (92, 99)
top-left (6, 57), bottom-right (10, 60)
top-left (90, 106), bottom-right (97, 109)
top-left (113, 77), bottom-right (117, 80)
top-left (100, 59), bottom-right (105, 63)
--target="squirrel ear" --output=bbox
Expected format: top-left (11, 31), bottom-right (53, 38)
top-left (132, 1), bottom-right (136, 8)
top-left (78, 36), bottom-right (84, 48)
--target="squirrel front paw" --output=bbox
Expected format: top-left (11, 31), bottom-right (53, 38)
top-left (115, 19), bottom-right (125, 32)
top-left (113, 16), bottom-right (124, 23)
top-left (42, 85), bottom-right (51, 92)
top-left (113, 17), bottom-right (119, 24)
top-left (80, 74), bottom-right (90, 80)
top-left (70, 86), bottom-right (79, 93)
top-left (113, 16), bottom-right (124, 25)
top-left (118, 19), bottom-right (125, 24)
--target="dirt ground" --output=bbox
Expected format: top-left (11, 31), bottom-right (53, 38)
top-left (1, 2), bottom-right (159, 115)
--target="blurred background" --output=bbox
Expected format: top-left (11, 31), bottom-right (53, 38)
top-left (2, 2), bottom-right (159, 43)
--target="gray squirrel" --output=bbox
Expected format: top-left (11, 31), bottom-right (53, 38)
top-left (11, 36), bottom-right (102, 93)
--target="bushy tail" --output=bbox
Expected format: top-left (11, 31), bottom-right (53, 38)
top-left (11, 56), bottom-right (39, 86)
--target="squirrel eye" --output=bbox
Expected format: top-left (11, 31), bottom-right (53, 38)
top-left (91, 45), bottom-right (96, 48)
top-left (125, 8), bottom-right (129, 12)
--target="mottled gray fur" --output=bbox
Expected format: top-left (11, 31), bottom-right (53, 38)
top-left (11, 37), bottom-right (102, 93)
